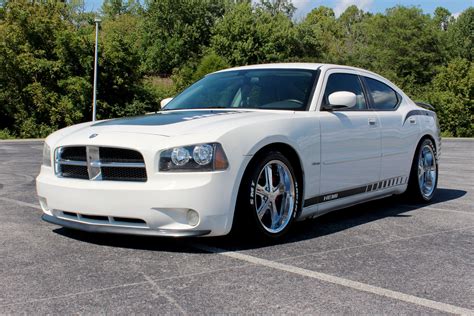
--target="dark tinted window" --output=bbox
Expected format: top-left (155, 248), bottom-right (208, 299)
top-left (323, 73), bottom-right (367, 110)
top-left (365, 77), bottom-right (399, 110)
top-left (165, 69), bottom-right (317, 111)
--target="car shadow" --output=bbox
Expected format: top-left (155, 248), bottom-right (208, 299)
top-left (53, 187), bottom-right (467, 252)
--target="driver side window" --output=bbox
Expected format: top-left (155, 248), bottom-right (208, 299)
top-left (323, 73), bottom-right (367, 110)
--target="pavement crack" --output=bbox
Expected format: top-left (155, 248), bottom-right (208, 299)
top-left (0, 281), bottom-right (148, 308)
top-left (141, 272), bottom-right (187, 315)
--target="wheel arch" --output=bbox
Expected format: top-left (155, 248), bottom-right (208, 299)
top-left (236, 142), bottom-right (305, 218)
top-left (410, 134), bottom-right (438, 170)
top-left (417, 133), bottom-right (438, 156)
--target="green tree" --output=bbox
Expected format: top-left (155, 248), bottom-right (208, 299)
top-left (211, 2), bottom-right (298, 66)
top-left (297, 6), bottom-right (343, 63)
top-left (101, 0), bottom-right (141, 19)
top-left (426, 58), bottom-right (473, 137)
top-left (0, 0), bottom-right (156, 137)
top-left (96, 13), bottom-right (154, 118)
top-left (141, 0), bottom-right (227, 75)
top-left (448, 7), bottom-right (473, 61)
top-left (336, 5), bottom-right (372, 66)
top-left (257, 0), bottom-right (295, 18)
top-left (0, 1), bottom-right (92, 137)
top-left (358, 7), bottom-right (443, 93)
top-left (172, 51), bottom-right (229, 92)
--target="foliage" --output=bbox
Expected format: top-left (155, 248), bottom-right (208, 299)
top-left (357, 7), bottom-right (443, 92)
top-left (0, 1), bottom-right (92, 137)
top-left (140, 0), bottom-right (227, 75)
top-left (210, 2), bottom-right (298, 66)
top-left (256, 0), bottom-right (296, 18)
top-left (0, 128), bottom-right (14, 139)
top-left (172, 51), bottom-right (230, 92)
top-left (447, 7), bottom-right (474, 61)
top-left (297, 6), bottom-right (343, 63)
top-left (425, 58), bottom-right (473, 137)
top-left (0, 0), bottom-right (154, 137)
top-left (0, 1), bottom-right (473, 138)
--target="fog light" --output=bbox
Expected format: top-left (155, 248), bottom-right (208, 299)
top-left (186, 209), bottom-right (199, 226)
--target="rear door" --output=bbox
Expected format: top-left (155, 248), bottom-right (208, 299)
top-left (362, 76), bottom-right (419, 182)
top-left (318, 71), bottom-right (381, 200)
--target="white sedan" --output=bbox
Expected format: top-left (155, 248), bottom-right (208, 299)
top-left (37, 63), bottom-right (440, 239)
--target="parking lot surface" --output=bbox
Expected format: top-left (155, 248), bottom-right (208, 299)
top-left (0, 139), bottom-right (472, 314)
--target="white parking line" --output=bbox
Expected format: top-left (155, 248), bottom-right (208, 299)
top-left (194, 244), bottom-right (474, 315)
top-left (0, 197), bottom-right (41, 210)
top-left (272, 225), bottom-right (474, 263)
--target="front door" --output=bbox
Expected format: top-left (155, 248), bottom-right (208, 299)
top-left (319, 71), bottom-right (381, 200)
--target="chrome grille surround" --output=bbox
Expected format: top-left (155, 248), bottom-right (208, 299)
top-left (55, 146), bottom-right (147, 182)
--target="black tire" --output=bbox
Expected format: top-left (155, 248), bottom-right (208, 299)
top-left (233, 151), bottom-right (300, 240)
top-left (406, 138), bottom-right (438, 202)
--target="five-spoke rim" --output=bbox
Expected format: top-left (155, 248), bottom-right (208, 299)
top-left (254, 160), bottom-right (295, 234)
top-left (418, 144), bottom-right (437, 198)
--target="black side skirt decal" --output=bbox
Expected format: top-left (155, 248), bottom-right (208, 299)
top-left (304, 176), bottom-right (408, 207)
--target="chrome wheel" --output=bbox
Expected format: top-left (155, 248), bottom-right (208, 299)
top-left (417, 144), bottom-right (437, 199)
top-left (254, 160), bottom-right (296, 234)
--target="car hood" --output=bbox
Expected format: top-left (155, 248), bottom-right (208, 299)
top-left (87, 109), bottom-right (298, 136)
top-left (89, 109), bottom-right (250, 136)
top-left (47, 109), bottom-right (297, 147)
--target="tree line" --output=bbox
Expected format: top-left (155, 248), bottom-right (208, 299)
top-left (0, 0), bottom-right (472, 138)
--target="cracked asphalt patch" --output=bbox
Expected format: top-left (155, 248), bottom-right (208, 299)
top-left (0, 139), bottom-right (472, 314)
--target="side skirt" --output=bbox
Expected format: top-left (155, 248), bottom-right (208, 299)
top-left (299, 176), bottom-right (408, 220)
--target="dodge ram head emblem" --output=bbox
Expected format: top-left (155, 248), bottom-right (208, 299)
top-left (89, 133), bottom-right (98, 139)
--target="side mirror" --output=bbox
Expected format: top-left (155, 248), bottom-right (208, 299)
top-left (325, 91), bottom-right (357, 110)
top-left (160, 97), bottom-right (173, 109)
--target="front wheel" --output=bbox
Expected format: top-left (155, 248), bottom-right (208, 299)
top-left (407, 138), bottom-right (438, 202)
top-left (235, 151), bottom-right (300, 240)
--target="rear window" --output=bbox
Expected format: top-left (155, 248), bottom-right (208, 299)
top-left (365, 77), bottom-right (399, 110)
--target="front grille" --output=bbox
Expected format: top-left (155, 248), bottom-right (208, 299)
top-left (60, 164), bottom-right (89, 179)
top-left (61, 146), bottom-right (87, 161)
top-left (99, 147), bottom-right (144, 163)
top-left (55, 146), bottom-right (147, 182)
top-left (101, 166), bottom-right (147, 181)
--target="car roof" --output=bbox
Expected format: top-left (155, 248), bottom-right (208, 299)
top-left (214, 63), bottom-right (323, 73)
top-left (213, 63), bottom-right (376, 74)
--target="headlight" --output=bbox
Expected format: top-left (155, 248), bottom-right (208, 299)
top-left (42, 143), bottom-right (51, 167)
top-left (159, 143), bottom-right (228, 172)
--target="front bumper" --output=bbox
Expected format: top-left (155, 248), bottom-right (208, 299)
top-left (42, 214), bottom-right (210, 237)
top-left (36, 161), bottom-right (246, 237)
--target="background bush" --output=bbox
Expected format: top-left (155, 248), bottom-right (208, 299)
top-left (0, 0), bottom-right (472, 138)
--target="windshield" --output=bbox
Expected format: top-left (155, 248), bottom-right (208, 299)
top-left (165, 69), bottom-right (318, 111)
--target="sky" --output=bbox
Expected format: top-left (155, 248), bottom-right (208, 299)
top-left (84, 0), bottom-right (473, 18)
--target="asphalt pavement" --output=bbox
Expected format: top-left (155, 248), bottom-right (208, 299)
top-left (0, 139), bottom-right (472, 314)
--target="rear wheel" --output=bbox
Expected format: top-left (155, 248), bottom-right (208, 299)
top-left (407, 138), bottom-right (438, 202)
top-left (235, 151), bottom-right (299, 240)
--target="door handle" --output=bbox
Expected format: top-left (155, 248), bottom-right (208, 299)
top-left (368, 118), bottom-right (377, 126)
top-left (409, 118), bottom-right (416, 124)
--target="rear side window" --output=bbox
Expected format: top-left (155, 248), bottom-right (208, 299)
top-left (323, 73), bottom-right (367, 110)
top-left (365, 77), bottom-right (399, 110)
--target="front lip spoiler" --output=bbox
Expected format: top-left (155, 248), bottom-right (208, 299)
top-left (42, 214), bottom-right (211, 237)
